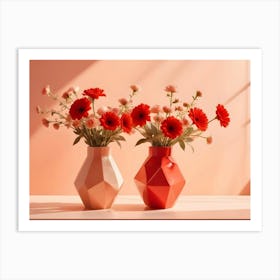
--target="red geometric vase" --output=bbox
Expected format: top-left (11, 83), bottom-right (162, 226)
top-left (134, 146), bottom-right (185, 209)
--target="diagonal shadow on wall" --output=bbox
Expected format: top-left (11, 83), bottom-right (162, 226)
top-left (30, 60), bottom-right (96, 136)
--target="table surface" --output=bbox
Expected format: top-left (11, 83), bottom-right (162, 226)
top-left (30, 195), bottom-right (250, 220)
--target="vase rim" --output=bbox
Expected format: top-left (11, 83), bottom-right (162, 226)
top-left (87, 146), bottom-right (110, 156)
top-left (149, 146), bottom-right (172, 156)
top-left (87, 146), bottom-right (110, 149)
top-left (149, 146), bottom-right (172, 149)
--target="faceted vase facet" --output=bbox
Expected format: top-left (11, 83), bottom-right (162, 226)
top-left (134, 146), bottom-right (185, 209)
top-left (75, 147), bottom-right (123, 209)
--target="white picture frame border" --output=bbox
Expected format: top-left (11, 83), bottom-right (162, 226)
top-left (18, 48), bottom-right (262, 232)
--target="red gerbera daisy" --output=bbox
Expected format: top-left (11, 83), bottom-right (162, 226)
top-left (131, 103), bottom-right (151, 127)
top-left (100, 111), bottom-right (120, 131)
top-left (188, 107), bottom-right (208, 131)
top-left (69, 97), bottom-right (91, 120)
top-left (83, 88), bottom-right (106, 99)
top-left (160, 116), bottom-right (183, 139)
top-left (216, 104), bottom-right (230, 127)
top-left (120, 113), bottom-right (133, 133)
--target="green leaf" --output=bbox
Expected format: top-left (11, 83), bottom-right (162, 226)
top-left (139, 131), bottom-right (148, 138)
top-left (73, 129), bottom-right (80, 135)
top-left (135, 138), bottom-right (149, 146)
top-left (184, 127), bottom-right (194, 136)
top-left (111, 129), bottom-right (121, 136)
top-left (178, 139), bottom-right (185, 151)
top-left (144, 125), bottom-right (152, 137)
top-left (150, 123), bottom-right (158, 135)
top-left (118, 135), bottom-right (126, 141)
top-left (187, 143), bottom-right (195, 153)
top-left (185, 137), bottom-right (194, 142)
top-left (113, 135), bottom-right (126, 141)
top-left (115, 140), bottom-right (122, 148)
top-left (73, 135), bottom-right (82, 145)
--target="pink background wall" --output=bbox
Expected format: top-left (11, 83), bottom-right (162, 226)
top-left (30, 60), bottom-right (250, 195)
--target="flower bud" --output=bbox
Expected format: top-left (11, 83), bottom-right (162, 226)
top-left (42, 85), bottom-right (51, 96)
top-left (112, 107), bottom-right (120, 115)
top-left (175, 106), bottom-right (183, 111)
top-left (182, 118), bottom-right (189, 126)
top-left (196, 91), bottom-right (202, 97)
top-left (85, 118), bottom-right (95, 129)
top-left (62, 92), bottom-right (70, 100)
top-left (97, 106), bottom-right (108, 116)
top-left (53, 123), bottom-right (60, 130)
top-left (163, 106), bottom-right (172, 114)
top-left (206, 136), bottom-right (213, 144)
top-left (130, 85), bottom-right (139, 92)
top-left (72, 120), bottom-right (81, 128)
top-left (153, 115), bottom-right (164, 123)
top-left (65, 114), bottom-right (72, 128)
top-left (150, 105), bottom-right (161, 114)
top-left (165, 85), bottom-right (176, 93)
top-left (42, 118), bottom-right (49, 127)
top-left (118, 98), bottom-right (129, 106)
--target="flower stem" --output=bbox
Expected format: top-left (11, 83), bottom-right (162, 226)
top-left (191, 134), bottom-right (206, 139)
top-left (52, 111), bottom-right (66, 119)
top-left (92, 100), bottom-right (95, 117)
top-left (169, 92), bottom-right (173, 108)
top-left (208, 117), bottom-right (217, 124)
top-left (189, 95), bottom-right (199, 108)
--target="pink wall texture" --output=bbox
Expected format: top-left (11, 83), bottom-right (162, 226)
top-left (30, 60), bottom-right (250, 196)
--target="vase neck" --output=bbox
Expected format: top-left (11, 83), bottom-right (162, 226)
top-left (87, 146), bottom-right (110, 158)
top-left (149, 146), bottom-right (171, 157)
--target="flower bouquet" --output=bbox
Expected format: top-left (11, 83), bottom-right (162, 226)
top-left (130, 85), bottom-right (230, 151)
top-left (37, 85), bottom-right (138, 209)
top-left (38, 85), bottom-right (136, 147)
top-left (132, 85), bottom-right (230, 209)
